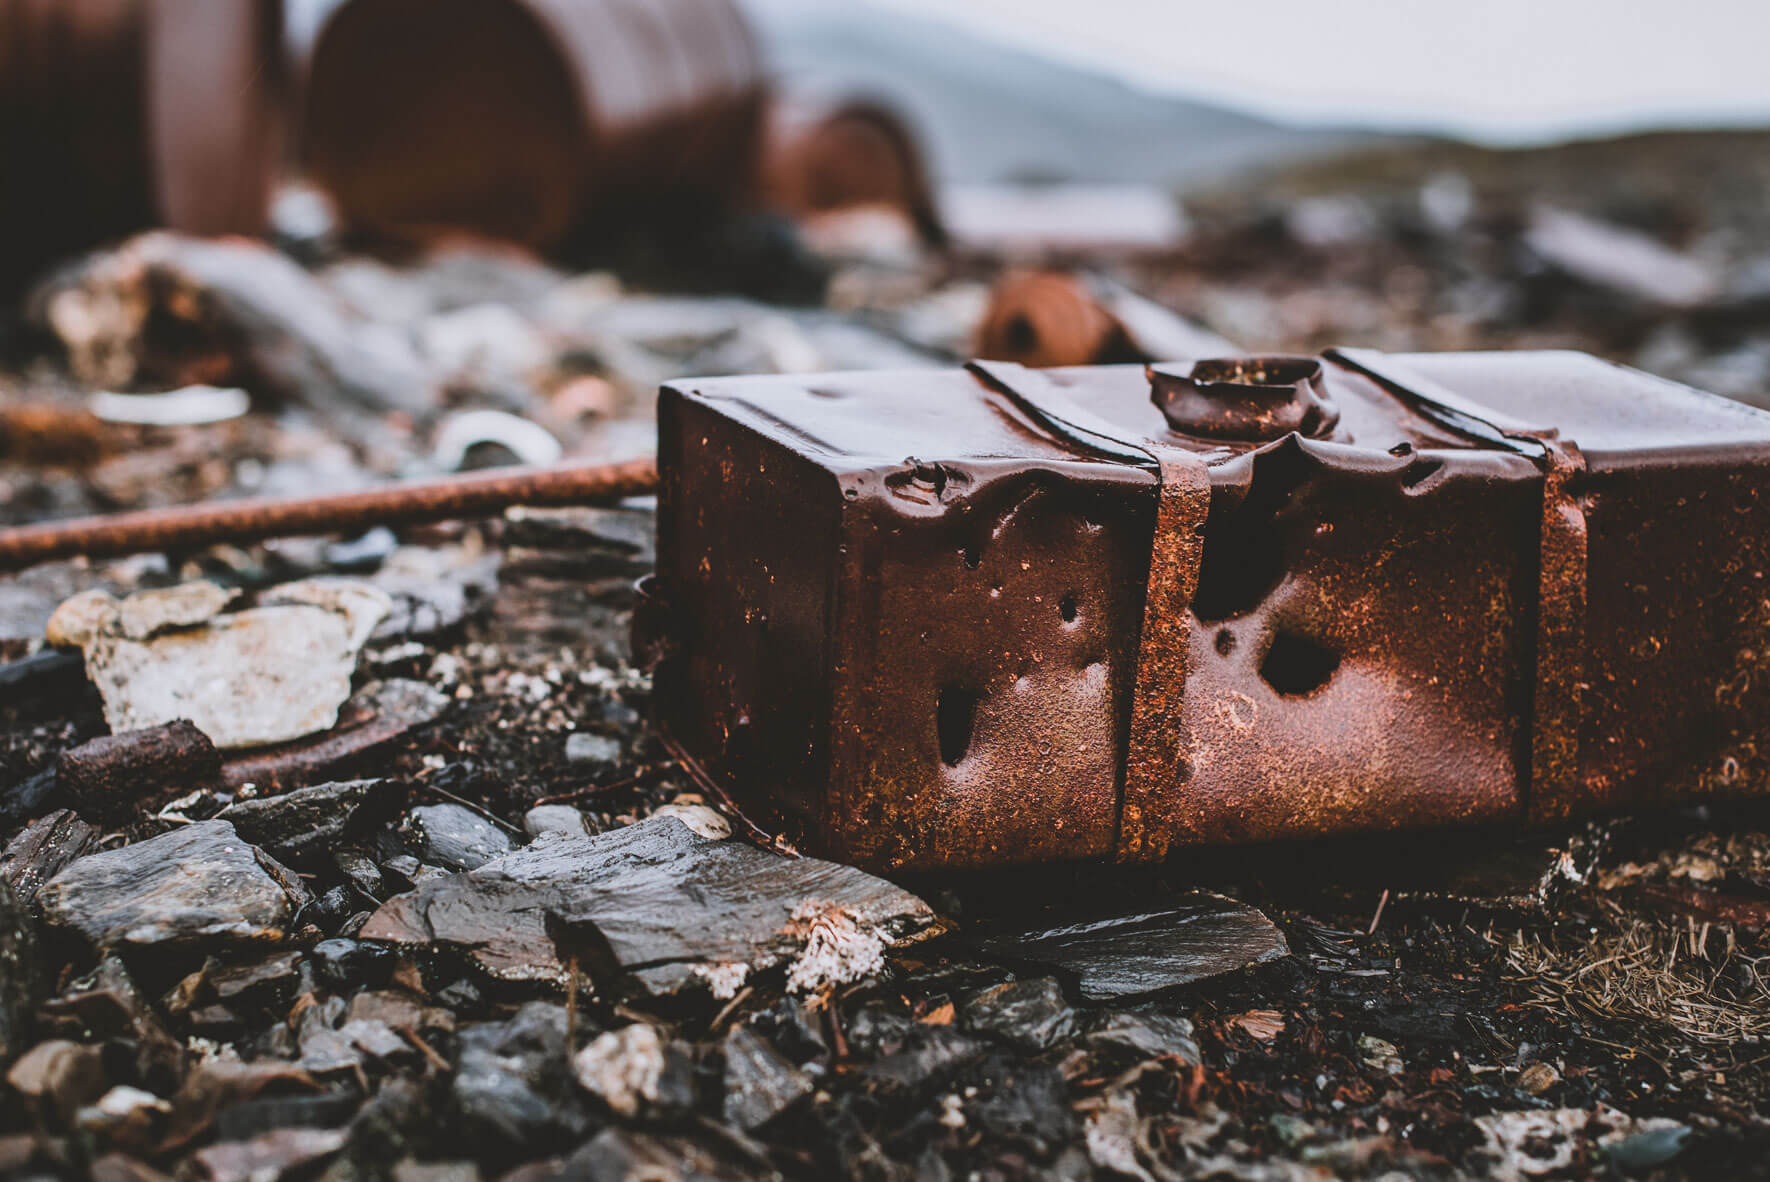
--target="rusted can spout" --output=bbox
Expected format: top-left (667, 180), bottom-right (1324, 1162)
top-left (0, 457), bottom-right (658, 572)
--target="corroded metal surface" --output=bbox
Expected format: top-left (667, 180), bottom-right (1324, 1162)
top-left (0, 0), bottom-right (284, 286)
top-left (0, 458), bottom-right (659, 571)
top-left (303, 0), bottom-right (764, 251)
top-left (647, 349), bottom-right (1770, 872)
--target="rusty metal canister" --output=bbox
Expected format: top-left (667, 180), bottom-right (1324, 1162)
top-left (302, 0), bottom-right (766, 253)
top-left (0, 0), bottom-right (285, 287)
top-left (761, 97), bottom-right (945, 246)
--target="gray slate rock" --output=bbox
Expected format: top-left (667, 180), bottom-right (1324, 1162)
top-left (218, 779), bottom-right (398, 867)
top-left (1081, 1010), bottom-right (1200, 1065)
top-left (37, 820), bottom-right (302, 950)
top-left (961, 977), bottom-right (1077, 1052)
top-left (978, 894), bottom-right (1288, 1001)
top-left (0, 810), bottom-right (100, 907)
top-left (564, 732), bottom-right (623, 771)
top-left (0, 879), bottom-right (36, 1068)
top-left (454, 1002), bottom-right (594, 1151)
top-left (406, 804), bottom-right (513, 871)
top-left (523, 805), bottom-right (590, 841)
top-left (362, 813), bottom-right (939, 994)
top-left (722, 1025), bottom-right (812, 1131)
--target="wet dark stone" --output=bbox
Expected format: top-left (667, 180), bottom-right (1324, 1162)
top-left (309, 939), bottom-right (400, 994)
top-left (213, 1091), bottom-right (363, 1142)
top-left (977, 894), bottom-right (1289, 1001)
top-left (722, 1026), bottom-right (812, 1132)
top-left (564, 732), bottom-right (623, 774)
top-left (306, 885), bottom-right (357, 932)
top-left (37, 958), bottom-right (182, 1091)
top-left (752, 997), bottom-right (829, 1064)
top-left (362, 813), bottom-right (936, 995)
top-left (0, 809), bottom-right (98, 908)
top-left (0, 879), bottom-right (36, 1068)
top-left (332, 849), bottom-right (385, 900)
top-left (217, 779), bottom-right (399, 867)
top-left (453, 1002), bottom-right (595, 1152)
top-left (0, 769), bottom-right (58, 827)
top-left (564, 1128), bottom-right (750, 1182)
top-left (960, 1053), bottom-right (1075, 1159)
top-left (845, 1002), bottom-right (915, 1059)
top-left (1080, 1009), bottom-right (1201, 1065)
top-left (36, 820), bottom-right (301, 952)
top-left (210, 950), bottom-right (304, 1016)
top-left (960, 977), bottom-right (1077, 1053)
top-left (860, 1026), bottom-right (985, 1106)
top-left (406, 803), bottom-right (513, 871)
top-left (1606, 1125), bottom-right (1690, 1172)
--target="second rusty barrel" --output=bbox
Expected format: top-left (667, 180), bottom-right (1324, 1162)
top-left (0, 0), bottom-right (285, 288)
top-left (302, 0), bottom-right (766, 253)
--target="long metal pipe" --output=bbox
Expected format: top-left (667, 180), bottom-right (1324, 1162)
top-left (0, 457), bottom-right (658, 571)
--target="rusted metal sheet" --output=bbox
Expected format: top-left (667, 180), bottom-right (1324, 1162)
top-left (646, 350), bottom-right (1770, 872)
top-left (760, 98), bottom-right (945, 246)
top-left (302, 0), bottom-right (765, 252)
top-left (0, 0), bottom-right (284, 286)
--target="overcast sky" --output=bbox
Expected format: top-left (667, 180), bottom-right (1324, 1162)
top-left (867, 0), bottom-right (1770, 144)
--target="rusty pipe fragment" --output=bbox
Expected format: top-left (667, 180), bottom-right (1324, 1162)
top-left (975, 271), bottom-right (1237, 369)
top-left (0, 457), bottom-right (658, 572)
top-left (0, 0), bottom-right (285, 288)
top-left (644, 348), bottom-right (1770, 872)
top-left (301, 0), bottom-right (764, 252)
top-left (760, 98), bottom-right (946, 247)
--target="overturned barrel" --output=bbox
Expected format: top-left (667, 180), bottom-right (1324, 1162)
top-left (302, 0), bottom-right (766, 254)
top-left (0, 0), bottom-right (285, 288)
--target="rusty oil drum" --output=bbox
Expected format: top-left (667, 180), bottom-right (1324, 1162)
top-left (301, 0), bottom-right (766, 253)
top-left (0, 0), bottom-right (285, 287)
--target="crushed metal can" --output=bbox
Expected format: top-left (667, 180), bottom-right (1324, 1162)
top-left (639, 349), bottom-right (1770, 872)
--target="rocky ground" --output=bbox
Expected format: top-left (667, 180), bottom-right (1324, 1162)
top-left (1, 130), bottom-right (1770, 1180)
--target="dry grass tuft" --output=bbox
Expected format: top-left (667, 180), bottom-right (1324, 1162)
top-left (1504, 898), bottom-right (1770, 1047)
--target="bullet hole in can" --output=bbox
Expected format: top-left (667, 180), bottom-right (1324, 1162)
top-left (1215, 629), bottom-right (1235, 656)
top-left (1260, 631), bottom-right (1341, 697)
top-left (1060, 594), bottom-right (1079, 622)
top-left (936, 686), bottom-right (980, 767)
top-left (1191, 442), bottom-right (1307, 622)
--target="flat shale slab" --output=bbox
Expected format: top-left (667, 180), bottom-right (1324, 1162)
top-left (979, 894), bottom-right (1289, 1001)
top-left (362, 813), bottom-right (940, 995)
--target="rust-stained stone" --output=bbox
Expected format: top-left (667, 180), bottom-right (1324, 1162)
top-left (361, 813), bottom-right (939, 995)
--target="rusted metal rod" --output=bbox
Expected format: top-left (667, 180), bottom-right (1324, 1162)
top-left (0, 456), bottom-right (659, 572)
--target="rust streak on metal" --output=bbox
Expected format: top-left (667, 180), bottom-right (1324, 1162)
top-left (1118, 449), bottom-right (1212, 863)
top-left (0, 457), bottom-right (658, 572)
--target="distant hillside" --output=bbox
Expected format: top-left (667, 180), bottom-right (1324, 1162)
top-left (743, 0), bottom-right (1385, 187)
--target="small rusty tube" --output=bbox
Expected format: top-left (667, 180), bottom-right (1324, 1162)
top-left (761, 97), bottom-right (946, 246)
top-left (0, 457), bottom-right (658, 572)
